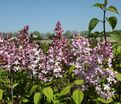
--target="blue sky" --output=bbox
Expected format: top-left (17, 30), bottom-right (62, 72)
top-left (0, 0), bottom-right (121, 33)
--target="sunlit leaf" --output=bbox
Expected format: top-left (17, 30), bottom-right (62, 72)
top-left (43, 87), bottom-right (53, 100)
top-left (30, 85), bottom-right (39, 96)
top-left (12, 83), bottom-right (19, 89)
top-left (114, 102), bottom-right (121, 104)
top-left (107, 6), bottom-right (119, 14)
top-left (117, 46), bottom-right (121, 52)
top-left (74, 80), bottom-right (84, 85)
top-left (0, 89), bottom-right (3, 100)
top-left (93, 3), bottom-right (104, 9)
top-left (97, 97), bottom-right (113, 103)
top-left (22, 99), bottom-right (29, 103)
top-left (72, 89), bottom-right (83, 104)
top-left (34, 92), bottom-right (41, 104)
top-left (69, 65), bottom-right (75, 74)
top-left (60, 85), bottom-right (71, 96)
top-left (116, 72), bottom-right (121, 81)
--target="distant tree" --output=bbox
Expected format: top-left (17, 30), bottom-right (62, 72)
top-left (63, 30), bottom-right (72, 38)
top-left (71, 31), bottom-right (79, 38)
top-left (45, 32), bottom-right (54, 40)
top-left (32, 31), bottom-right (42, 40)
top-left (80, 31), bottom-right (89, 37)
top-left (12, 32), bottom-right (17, 37)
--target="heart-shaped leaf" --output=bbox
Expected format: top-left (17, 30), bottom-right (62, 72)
top-left (43, 87), bottom-right (53, 100)
top-left (93, 3), bottom-right (104, 9)
top-left (89, 18), bottom-right (99, 33)
top-left (106, 16), bottom-right (117, 30)
top-left (60, 85), bottom-right (71, 96)
top-left (72, 89), bottom-right (83, 104)
top-left (34, 92), bottom-right (41, 104)
top-left (107, 6), bottom-right (119, 14)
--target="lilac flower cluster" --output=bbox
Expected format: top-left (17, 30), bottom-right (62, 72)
top-left (39, 21), bottom-right (69, 81)
top-left (69, 37), bottom-right (117, 99)
top-left (0, 26), bottom-right (45, 75)
top-left (0, 22), bottom-right (118, 99)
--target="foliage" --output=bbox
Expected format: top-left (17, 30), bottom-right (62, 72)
top-left (31, 31), bottom-right (42, 40)
top-left (0, 1), bottom-right (121, 103)
top-left (45, 32), bottom-right (54, 40)
top-left (0, 21), bottom-right (120, 104)
top-left (89, 0), bottom-right (119, 41)
top-left (63, 30), bottom-right (73, 39)
top-left (72, 89), bottom-right (83, 104)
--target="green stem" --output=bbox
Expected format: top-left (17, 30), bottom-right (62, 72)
top-left (10, 69), bottom-right (13, 104)
top-left (119, 82), bottom-right (121, 101)
top-left (103, 9), bottom-right (106, 41)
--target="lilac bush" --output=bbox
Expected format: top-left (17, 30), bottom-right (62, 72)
top-left (41, 21), bottom-right (117, 99)
top-left (0, 21), bottom-right (119, 101)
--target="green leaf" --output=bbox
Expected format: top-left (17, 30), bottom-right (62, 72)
top-left (106, 16), bottom-right (117, 30)
top-left (60, 85), bottom-right (71, 96)
top-left (104, 0), bottom-right (108, 6)
top-left (53, 100), bottom-right (60, 104)
top-left (12, 83), bottom-right (19, 89)
top-left (72, 89), bottom-right (83, 104)
top-left (69, 65), bottom-right (75, 74)
top-left (43, 87), bottom-right (53, 100)
top-left (34, 92), bottom-right (41, 104)
top-left (116, 72), bottom-right (121, 81)
top-left (74, 80), bottom-right (84, 85)
top-left (107, 6), bottom-right (119, 14)
top-left (30, 85), bottom-right (39, 96)
top-left (97, 97), bottom-right (113, 103)
top-left (7, 83), bottom-right (19, 89)
top-left (117, 46), bottom-right (121, 52)
top-left (0, 89), bottom-right (3, 100)
top-left (89, 18), bottom-right (99, 33)
top-left (93, 3), bottom-right (104, 9)
top-left (110, 31), bottom-right (121, 43)
top-left (112, 43), bottom-right (121, 49)
top-left (22, 99), bottom-right (29, 103)
top-left (7, 102), bottom-right (12, 104)
top-left (114, 102), bottom-right (121, 104)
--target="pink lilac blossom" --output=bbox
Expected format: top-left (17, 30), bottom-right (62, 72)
top-left (0, 22), bottom-right (118, 100)
top-left (38, 21), bottom-right (69, 81)
top-left (54, 21), bottom-right (64, 37)
top-left (69, 37), bottom-right (117, 99)
top-left (0, 26), bottom-right (45, 76)
top-left (40, 21), bottom-right (117, 100)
